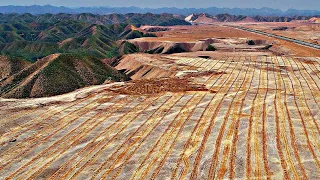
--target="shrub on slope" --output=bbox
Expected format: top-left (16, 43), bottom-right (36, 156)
top-left (0, 53), bottom-right (130, 98)
top-left (0, 55), bottom-right (31, 80)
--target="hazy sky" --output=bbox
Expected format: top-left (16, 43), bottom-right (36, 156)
top-left (0, 0), bottom-right (319, 10)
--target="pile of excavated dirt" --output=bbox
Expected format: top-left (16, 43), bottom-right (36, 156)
top-left (114, 54), bottom-right (176, 80)
top-left (108, 77), bottom-right (208, 95)
top-left (309, 17), bottom-right (320, 23)
top-left (128, 38), bottom-right (215, 54)
top-left (139, 26), bottom-right (170, 32)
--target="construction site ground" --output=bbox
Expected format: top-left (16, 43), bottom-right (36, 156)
top-left (1, 55), bottom-right (320, 179)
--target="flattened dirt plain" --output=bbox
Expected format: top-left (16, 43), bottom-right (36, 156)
top-left (137, 25), bottom-right (320, 56)
top-left (240, 22), bottom-right (320, 45)
top-left (1, 24), bottom-right (320, 179)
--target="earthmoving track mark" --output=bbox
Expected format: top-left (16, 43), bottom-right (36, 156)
top-left (214, 56), bottom-right (252, 179)
top-left (169, 56), bottom-right (230, 180)
top-left (55, 95), bottom-right (162, 179)
top-left (49, 94), bottom-right (181, 179)
top-left (245, 56), bottom-right (262, 180)
top-left (288, 58), bottom-right (320, 155)
top-left (272, 56), bottom-right (291, 179)
top-left (206, 56), bottom-right (248, 179)
top-left (0, 108), bottom-right (39, 130)
top-left (261, 56), bottom-right (271, 179)
top-left (0, 92), bottom-right (112, 171)
top-left (1, 56), bottom-right (320, 179)
top-left (24, 95), bottom-right (145, 179)
top-left (252, 56), bottom-right (265, 179)
top-left (275, 57), bottom-right (308, 179)
top-left (290, 58), bottom-right (320, 136)
top-left (182, 58), bottom-right (236, 179)
top-left (130, 93), bottom-right (198, 179)
top-left (0, 91), bottom-right (109, 145)
top-left (157, 57), bottom-right (230, 179)
top-left (108, 95), bottom-right (185, 179)
top-left (138, 93), bottom-right (205, 180)
top-left (88, 94), bottom-right (177, 179)
top-left (0, 92), bottom-right (101, 142)
top-left (180, 56), bottom-right (239, 179)
top-left (283, 57), bottom-right (320, 171)
top-left (273, 56), bottom-right (306, 179)
top-left (229, 56), bottom-right (256, 179)
top-left (4, 95), bottom-right (138, 179)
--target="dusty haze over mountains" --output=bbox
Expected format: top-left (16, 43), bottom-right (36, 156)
top-left (0, 0), bottom-right (319, 10)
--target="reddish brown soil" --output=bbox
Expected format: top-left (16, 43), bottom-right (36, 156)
top-left (108, 77), bottom-right (208, 95)
top-left (242, 22), bottom-right (320, 47)
top-left (139, 25), bottom-right (320, 56)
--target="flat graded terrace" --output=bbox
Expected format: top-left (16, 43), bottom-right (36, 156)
top-left (239, 22), bottom-right (320, 45)
top-left (138, 25), bottom-right (320, 57)
top-left (1, 55), bottom-right (320, 179)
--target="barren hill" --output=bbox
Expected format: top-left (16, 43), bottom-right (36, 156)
top-left (185, 13), bottom-right (317, 24)
top-left (309, 17), bottom-right (320, 23)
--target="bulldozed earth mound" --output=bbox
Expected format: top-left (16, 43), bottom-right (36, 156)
top-left (140, 26), bottom-right (170, 32)
top-left (185, 13), bottom-right (219, 24)
top-left (185, 13), bottom-right (258, 24)
top-left (309, 17), bottom-right (320, 23)
top-left (113, 54), bottom-right (176, 80)
top-left (108, 77), bottom-right (208, 95)
top-left (124, 38), bottom-right (215, 54)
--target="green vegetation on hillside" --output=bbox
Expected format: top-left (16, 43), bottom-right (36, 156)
top-left (123, 42), bottom-right (139, 54)
top-left (124, 30), bottom-right (157, 40)
top-left (206, 44), bottom-right (216, 51)
top-left (0, 55), bottom-right (31, 80)
top-left (0, 22), bottom-right (129, 61)
top-left (0, 53), bottom-right (130, 98)
top-left (38, 54), bottom-right (129, 97)
top-left (0, 13), bottom-right (187, 61)
top-left (0, 13), bottom-right (191, 98)
top-left (248, 40), bottom-right (255, 45)
top-left (164, 44), bottom-right (187, 54)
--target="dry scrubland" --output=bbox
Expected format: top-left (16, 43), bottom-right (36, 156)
top-left (1, 24), bottom-right (320, 179)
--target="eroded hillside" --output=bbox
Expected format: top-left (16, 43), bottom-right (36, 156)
top-left (0, 54), bottom-right (129, 98)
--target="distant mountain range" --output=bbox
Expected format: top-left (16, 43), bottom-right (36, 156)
top-left (0, 5), bottom-right (319, 16)
top-left (185, 13), bottom-right (317, 24)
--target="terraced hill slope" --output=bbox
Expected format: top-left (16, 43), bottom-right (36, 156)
top-left (1, 55), bottom-right (319, 179)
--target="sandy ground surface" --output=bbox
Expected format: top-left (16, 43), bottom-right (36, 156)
top-left (137, 25), bottom-right (320, 57)
top-left (240, 22), bottom-right (320, 45)
top-left (1, 55), bottom-right (320, 179)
